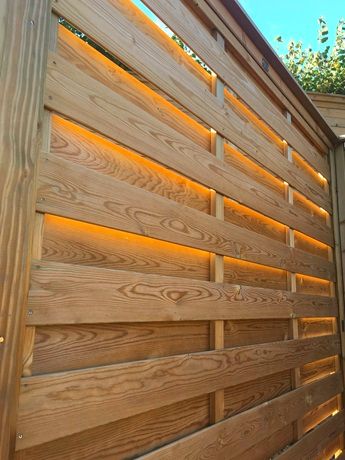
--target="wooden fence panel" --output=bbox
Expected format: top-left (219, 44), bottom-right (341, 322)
top-left (0, 0), bottom-right (343, 459)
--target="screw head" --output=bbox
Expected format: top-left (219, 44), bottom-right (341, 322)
top-left (27, 309), bottom-right (33, 316)
top-left (17, 433), bottom-right (23, 439)
top-left (0, 337), bottom-right (4, 343)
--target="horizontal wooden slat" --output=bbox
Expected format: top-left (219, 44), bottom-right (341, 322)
top-left (16, 336), bottom-right (340, 449)
top-left (27, 260), bottom-right (338, 325)
top-left (302, 396), bottom-right (338, 433)
top-left (196, 0), bottom-right (334, 151)
top-left (138, 373), bottom-right (343, 459)
top-left (37, 154), bottom-right (335, 280)
top-left (42, 214), bottom-right (210, 281)
top-left (275, 411), bottom-right (345, 459)
top-left (140, 0), bottom-right (330, 178)
top-left (31, 321), bottom-right (209, 374)
top-left (224, 370), bottom-right (291, 418)
top-left (14, 394), bottom-right (210, 460)
top-left (57, 25), bottom-right (211, 152)
top-left (44, 51), bottom-right (333, 245)
top-left (145, 0), bottom-right (331, 163)
top-left (301, 356), bottom-right (337, 385)
top-left (52, 0), bottom-right (331, 200)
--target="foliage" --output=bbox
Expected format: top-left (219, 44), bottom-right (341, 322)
top-left (172, 35), bottom-right (211, 74)
top-left (59, 18), bottom-right (129, 71)
top-left (276, 18), bottom-right (345, 95)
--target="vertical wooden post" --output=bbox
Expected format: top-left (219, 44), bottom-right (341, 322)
top-left (21, 14), bottom-right (58, 381)
top-left (283, 112), bottom-right (303, 440)
top-left (209, 30), bottom-right (225, 425)
top-left (331, 143), bottom-right (345, 453)
top-left (0, 1), bottom-right (51, 457)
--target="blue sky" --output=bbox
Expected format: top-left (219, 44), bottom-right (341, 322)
top-left (133, 0), bottom-right (343, 56)
top-left (238, 0), bottom-right (344, 54)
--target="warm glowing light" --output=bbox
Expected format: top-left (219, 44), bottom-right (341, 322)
top-left (224, 143), bottom-right (285, 194)
top-left (283, 181), bottom-right (289, 186)
top-left (224, 197), bottom-right (287, 235)
top-left (332, 409), bottom-right (339, 416)
top-left (210, 70), bottom-right (217, 78)
top-left (210, 128), bottom-right (217, 134)
top-left (292, 151), bottom-right (325, 187)
top-left (58, 25), bottom-right (210, 148)
top-left (335, 449), bottom-right (343, 458)
top-left (293, 190), bottom-right (328, 220)
top-left (294, 230), bottom-right (330, 260)
top-left (52, 115), bottom-right (210, 204)
top-left (45, 214), bottom-right (211, 260)
top-left (225, 89), bottom-right (284, 148)
top-left (319, 207), bottom-right (326, 213)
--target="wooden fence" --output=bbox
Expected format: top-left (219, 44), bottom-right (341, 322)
top-left (1, 0), bottom-right (344, 458)
top-left (309, 93), bottom-right (345, 137)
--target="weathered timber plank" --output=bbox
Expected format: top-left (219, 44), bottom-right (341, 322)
top-left (16, 336), bottom-right (340, 449)
top-left (142, 0), bottom-right (331, 183)
top-left (302, 396), bottom-right (338, 433)
top-left (37, 154), bottom-right (335, 280)
top-left (42, 214), bottom-right (211, 281)
top-left (0, 1), bottom-right (51, 457)
top-left (224, 370), bottom-right (291, 418)
top-left (138, 373), bottom-right (343, 459)
top-left (275, 411), bottom-right (345, 459)
top-left (52, 0), bottom-right (331, 194)
top-left (27, 260), bottom-right (338, 325)
top-left (45, 51), bottom-right (333, 244)
top-left (14, 395), bottom-right (210, 460)
top-left (31, 321), bottom-right (209, 374)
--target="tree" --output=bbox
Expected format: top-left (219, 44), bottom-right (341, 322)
top-left (276, 18), bottom-right (345, 95)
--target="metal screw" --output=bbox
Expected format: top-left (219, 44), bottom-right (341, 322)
top-left (17, 433), bottom-right (23, 439)
top-left (28, 309), bottom-right (33, 316)
top-left (0, 337), bottom-right (4, 343)
top-left (29, 19), bottom-right (35, 26)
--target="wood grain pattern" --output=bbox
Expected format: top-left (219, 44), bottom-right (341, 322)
top-left (275, 410), bottom-right (344, 459)
top-left (138, 373), bottom-right (342, 459)
top-left (31, 322), bottom-right (209, 374)
top-left (240, 424), bottom-right (294, 460)
top-left (27, 260), bottom-right (337, 325)
top-left (224, 197), bottom-right (286, 243)
top-left (299, 318), bottom-right (335, 339)
top-left (296, 273), bottom-right (331, 297)
top-left (302, 395), bottom-right (339, 433)
top-left (53, 0), bottom-right (331, 188)
top-left (15, 336), bottom-right (340, 449)
top-left (0, 1), bottom-right (51, 457)
top-left (294, 230), bottom-right (329, 259)
top-left (142, 0), bottom-right (331, 177)
top-left (42, 214), bottom-right (210, 280)
top-left (223, 92), bottom-right (331, 212)
top-left (51, 115), bottom-right (211, 214)
top-left (224, 143), bottom-right (285, 198)
top-left (37, 154), bottom-right (335, 279)
top-left (224, 370), bottom-right (291, 418)
top-left (224, 256), bottom-right (288, 290)
top-left (44, 51), bottom-right (333, 245)
top-left (309, 92), bottom-right (345, 136)
top-left (14, 395), bottom-right (209, 460)
top-left (194, 0), bottom-right (333, 151)
top-left (224, 319), bottom-right (289, 347)
top-left (57, 25), bottom-right (211, 151)
top-left (300, 356), bottom-right (337, 385)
